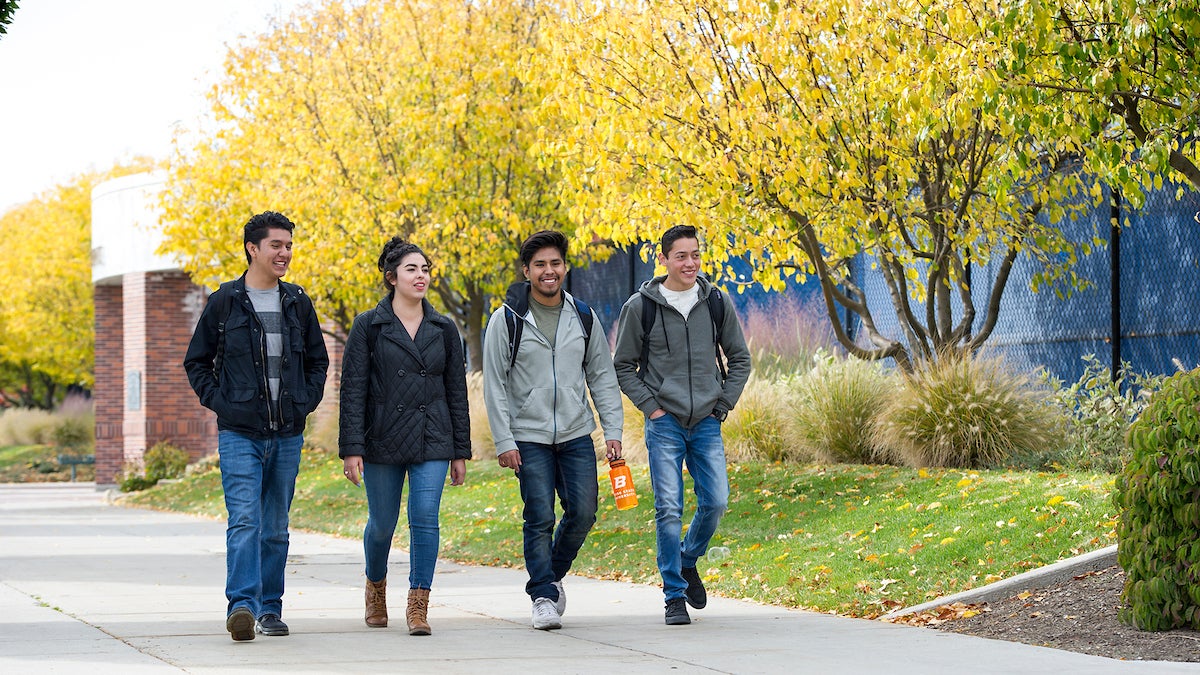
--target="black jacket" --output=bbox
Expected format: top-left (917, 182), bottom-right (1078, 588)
top-left (338, 296), bottom-right (471, 464)
top-left (184, 275), bottom-right (329, 439)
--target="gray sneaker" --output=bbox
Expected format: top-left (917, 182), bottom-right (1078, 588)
top-left (552, 580), bottom-right (566, 617)
top-left (531, 596), bottom-right (562, 630)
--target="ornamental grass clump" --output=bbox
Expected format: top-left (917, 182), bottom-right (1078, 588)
top-left (723, 372), bottom-right (794, 462)
top-left (789, 351), bottom-right (891, 464)
top-left (873, 352), bottom-right (1056, 468)
top-left (1115, 368), bottom-right (1200, 631)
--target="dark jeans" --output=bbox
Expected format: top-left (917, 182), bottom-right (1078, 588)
top-left (515, 435), bottom-right (599, 601)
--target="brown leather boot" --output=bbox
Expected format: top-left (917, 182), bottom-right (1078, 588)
top-left (365, 578), bottom-right (387, 628)
top-left (406, 588), bottom-right (431, 636)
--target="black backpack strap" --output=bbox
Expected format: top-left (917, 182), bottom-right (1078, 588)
top-left (504, 306), bottom-right (523, 372)
top-left (708, 288), bottom-right (727, 380)
top-left (638, 296), bottom-right (656, 381)
top-left (214, 281), bottom-right (236, 378)
top-left (572, 297), bottom-right (595, 371)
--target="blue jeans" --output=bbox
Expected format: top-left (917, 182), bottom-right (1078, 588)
top-left (362, 460), bottom-right (449, 589)
top-left (515, 435), bottom-right (598, 601)
top-left (645, 415), bottom-right (729, 601)
top-left (218, 430), bottom-right (304, 618)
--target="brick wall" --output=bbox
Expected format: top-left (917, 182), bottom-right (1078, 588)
top-left (94, 284), bottom-right (124, 485)
top-left (121, 271), bottom-right (215, 469)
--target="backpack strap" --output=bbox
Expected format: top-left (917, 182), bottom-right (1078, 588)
top-left (573, 297), bottom-right (595, 371)
top-left (638, 297), bottom-right (656, 381)
top-left (213, 281), bottom-right (236, 379)
top-left (708, 288), bottom-right (727, 380)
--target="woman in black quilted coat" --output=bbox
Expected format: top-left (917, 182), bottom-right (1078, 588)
top-left (338, 237), bottom-right (470, 636)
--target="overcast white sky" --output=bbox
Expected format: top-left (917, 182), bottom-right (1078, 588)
top-left (0, 0), bottom-right (308, 213)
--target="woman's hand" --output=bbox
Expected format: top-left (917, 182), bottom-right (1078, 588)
top-left (449, 458), bottom-right (467, 486)
top-left (343, 456), bottom-right (364, 487)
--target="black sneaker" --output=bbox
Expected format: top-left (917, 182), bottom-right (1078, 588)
top-left (681, 566), bottom-right (707, 609)
top-left (255, 613), bottom-right (290, 636)
top-left (226, 607), bottom-right (255, 641)
top-left (664, 598), bottom-right (691, 625)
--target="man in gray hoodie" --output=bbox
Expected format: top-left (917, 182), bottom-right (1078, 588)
top-left (482, 230), bottom-right (624, 631)
top-left (613, 225), bottom-right (752, 626)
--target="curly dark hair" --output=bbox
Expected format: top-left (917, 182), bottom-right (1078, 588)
top-left (377, 236), bottom-right (431, 292)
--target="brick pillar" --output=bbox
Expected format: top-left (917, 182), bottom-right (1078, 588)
top-left (94, 283), bottom-right (124, 485)
top-left (123, 271), bottom-right (215, 468)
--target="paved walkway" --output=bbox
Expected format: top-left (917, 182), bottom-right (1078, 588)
top-left (1, 483), bottom-right (1197, 674)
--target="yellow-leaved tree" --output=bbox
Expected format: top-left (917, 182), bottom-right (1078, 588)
top-left (0, 159), bottom-right (154, 407)
top-left (996, 0), bottom-right (1200, 201)
top-left (541, 0), bottom-right (1095, 370)
top-left (159, 0), bottom-right (593, 368)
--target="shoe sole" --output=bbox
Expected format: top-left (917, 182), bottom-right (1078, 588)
top-left (685, 596), bottom-right (707, 610)
top-left (665, 616), bottom-right (692, 626)
top-left (533, 622), bottom-right (562, 630)
top-left (255, 624), bottom-right (289, 636)
top-left (226, 609), bottom-right (255, 641)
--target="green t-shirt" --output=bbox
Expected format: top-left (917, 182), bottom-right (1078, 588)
top-left (528, 297), bottom-right (563, 348)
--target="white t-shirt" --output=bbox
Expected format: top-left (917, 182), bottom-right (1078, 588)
top-left (659, 284), bottom-right (700, 318)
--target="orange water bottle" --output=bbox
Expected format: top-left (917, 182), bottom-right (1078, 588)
top-left (608, 459), bottom-right (638, 510)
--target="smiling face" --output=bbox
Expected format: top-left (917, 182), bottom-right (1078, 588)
top-left (659, 236), bottom-right (701, 291)
top-left (523, 245), bottom-right (568, 305)
top-left (246, 227), bottom-right (293, 283)
top-left (387, 251), bottom-right (431, 302)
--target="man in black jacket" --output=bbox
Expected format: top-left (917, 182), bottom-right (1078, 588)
top-left (183, 212), bottom-right (329, 642)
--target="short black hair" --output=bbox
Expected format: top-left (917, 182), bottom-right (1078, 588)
top-left (519, 230), bottom-right (568, 268)
top-left (243, 211), bottom-right (295, 265)
top-left (377, 236), bottom-right (431, 292)
top-left (660, 225), bottom-right (698, 256)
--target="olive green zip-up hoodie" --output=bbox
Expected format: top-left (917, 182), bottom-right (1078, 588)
top-left (613, 276), bottom-right (752, 429)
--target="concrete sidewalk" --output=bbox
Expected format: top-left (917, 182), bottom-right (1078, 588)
top-left (1, 483), bottom-right (1196, 674)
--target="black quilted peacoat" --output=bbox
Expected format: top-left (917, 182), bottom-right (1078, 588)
top-left (338, 297), bottom-right (471, 465)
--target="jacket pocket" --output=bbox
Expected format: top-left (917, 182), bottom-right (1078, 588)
top-left (218, 388), bottom-right (259, 427)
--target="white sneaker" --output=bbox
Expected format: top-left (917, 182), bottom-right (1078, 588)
top-left (552, 580), bottom-right (566, 617)
top-left (531, 596), bottom-right (562, 630)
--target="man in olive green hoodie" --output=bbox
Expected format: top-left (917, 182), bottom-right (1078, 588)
top-left (613, 225), bottom-right (752, 626)
top-left (483, 230), bottom-right (624, 631)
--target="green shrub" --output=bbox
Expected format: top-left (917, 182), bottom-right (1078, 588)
top-left (144, 441), bottom-right (190, 482)
top-left (789, 351), bottom-right (891, 464)
top-left (1115, 367), bottom-right (1200, 631)
top-left (724, 372), bottom-right (794, 462)
top-left (1040, 355), bottom-right (1162, 473)
top-left (51, 415), bottom-right (93, 449)
top-left (119, 473), bottom-right (157, 492)
top-left (873, 352), bottom-right (1058, 468)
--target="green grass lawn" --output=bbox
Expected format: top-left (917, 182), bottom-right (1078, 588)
top-left (122, 447), bottom-right (1117, 618)
top-left (0, 444), bottom-right (93, 483)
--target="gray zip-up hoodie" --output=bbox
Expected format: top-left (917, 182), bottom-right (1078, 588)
top-left (613, 276), bottom-right (751, 429)
top-left (482, 288), bottom-right (624, 455)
